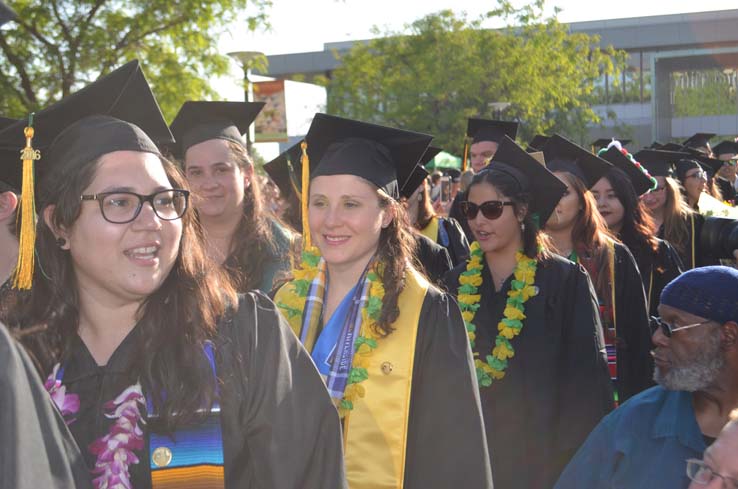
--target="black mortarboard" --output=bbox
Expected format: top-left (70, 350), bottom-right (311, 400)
top-left (649, 141), bottom-right (664, 149)
top-left (675, 158), bottom-right (703, 182)
top-left (0, 1), bottom-right (16, 26)
top-left (263, 140), bottom-right (303, 199)
top-left (682, 132), bottom-right (715, 152)
top-left (305, 113), bottom-right (433, 200)
top-left (169, 101), bottom-right (265, 159)
top-left (542, 134), bottom-right (612, 188)
top-left (0, 117), bottom-right (20, 192)
top-left (0, 116), bottom-right (16, 130)
top-left (446, 168), bottom-right (462, 182)
top-left (466, 118), bottom-right (518, 144)
top-left (527, 134), bottom-right (550, 152)
top-left (591, 138), bottom-right (631, 151)
top-left (633, 149), bottom-right (690, 177)
top-left (487, 136), bottom-right (566, 226)
top-left (600, 146), bottom-right (654, 196)
top-left (712, 140), bottom-right (738, 157)
top-left (0, 60), bottom-right (173, 203)
top-left (681, 147), bottom-right (723, 178)
top-left (660, 143), bottom-right (685, 152)
top-left (399, 145), bottom-right (441, 198)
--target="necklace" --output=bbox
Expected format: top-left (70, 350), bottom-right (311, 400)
top-left (456, 241), bottom-right (538, 387)
top-left (276, 246), bottom-right (385, 417)
top-left (45, 366), bottom-right (145, 489)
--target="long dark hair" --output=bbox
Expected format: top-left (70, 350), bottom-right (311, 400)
top-left (554, 172), bottom-right (616, 301)
top-left (7, 153), bottom-right (237, 433)
top-left (217, 141), bottom-right (284, 292)
top-left (603, 168), bottom-right (659, 255)
top-left (467, 169), bottom-right (553, 261)
top-left (410, 181), bottom-right (436, 230)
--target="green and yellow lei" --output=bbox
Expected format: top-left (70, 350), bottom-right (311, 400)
top-left (277, 247), bottom-right (385, 417)
top-left (457, 241), bottom-right (538, 387)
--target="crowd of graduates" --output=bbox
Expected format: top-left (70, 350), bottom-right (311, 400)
top-left (2, 4), bottom-right (738, 489)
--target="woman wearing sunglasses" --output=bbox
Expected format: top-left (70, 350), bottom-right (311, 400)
top-left (638, 149), bottom-right (721, 270)
top-left (273, 114), bottom-right (492, 489)
top-left (542, 137), bottom-right (653, 403)
top-left (1, 62), bottom-right (346, 489)
top-left (590, 157), bottom-right (684, 317)
top-left (444, 136), bottom-right (613, 489)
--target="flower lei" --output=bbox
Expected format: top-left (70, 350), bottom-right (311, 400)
top-left (45, 366), bottom-right (145, 489)
top-left (457, 241), bottom-right (538, 387)
top-left (277, 246), bottom-right (385, 417)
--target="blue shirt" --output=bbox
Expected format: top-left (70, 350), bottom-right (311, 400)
top-left (554, 386), bottom-right (705, 489)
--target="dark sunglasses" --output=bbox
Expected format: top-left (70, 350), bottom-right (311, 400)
top-left (460, 200), bottom-right (514, 220)
top-left (650, 316), bottom-right (713, 338)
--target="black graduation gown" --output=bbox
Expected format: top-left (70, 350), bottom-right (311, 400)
top-left (607, 243), bottom-right (654, 401)
top-left (448, 190), bottom-right (473, 242)
top-left (412, 233), bottom-right (453, 286)
top-left (716, 177), bottom-right (736, 205)
top-left (438, 217), bottom-right (471, 267)
top-left (628, 238), bottom-right (684, 317)
top-left (55, 293), bottom-right (347, 489)
top-left (403, 287), bottom-right (493, 488)
top-left (1, 322), bottom-right (91, 489)
top-left (658, 213), bottom-right (720, 270)
top-left (444, 255), bottom-right (614, 489)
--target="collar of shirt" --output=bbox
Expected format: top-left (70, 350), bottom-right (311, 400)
top-left (651, 389), bottom-right (706, 453)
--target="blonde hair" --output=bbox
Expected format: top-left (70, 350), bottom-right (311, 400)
top-left (662, 177), bottom-right (694, 258)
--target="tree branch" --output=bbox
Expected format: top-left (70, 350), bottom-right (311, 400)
top-left (49, 0), bottom-right (73, 45)
top-left (0, 34), bottom-right (37, 106)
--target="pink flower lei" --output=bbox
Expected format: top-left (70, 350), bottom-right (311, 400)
top-left (45, 364), bottom-right (146, 489)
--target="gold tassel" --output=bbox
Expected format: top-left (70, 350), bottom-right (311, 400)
top-left (462, 140), bottom-right (469, 172)
top-left (13, 115), bottom-right (40, 290)
top-left (300, 140), bottom-right (311, 249)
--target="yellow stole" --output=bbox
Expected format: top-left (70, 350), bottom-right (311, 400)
top-left (275, 268), bottom-right (429, 489)
top-left (420, 216), bottom-right (439, 243)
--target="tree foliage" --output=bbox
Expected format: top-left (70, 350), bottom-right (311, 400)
top-left (327, 1), bottom-right (626, 150)
top-left (0, 0), bottom-right (270, 121)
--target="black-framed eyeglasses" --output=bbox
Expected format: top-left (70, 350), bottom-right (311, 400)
top-left (650, 316), bottom-right (713, 338)
top-left (460, 200), bottom-right (514, 220)
top-left (686, 458), bottom-right (738, 488)
top-left (80, 189), bottom-right (190, 224)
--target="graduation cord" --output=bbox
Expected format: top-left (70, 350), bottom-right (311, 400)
top-left (690, 213), bottom-right (696, 269)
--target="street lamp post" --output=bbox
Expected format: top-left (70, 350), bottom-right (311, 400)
top-left (227, 50), bottom-right (265, 154)
top-left (488, 101), bottom-right (511, 120)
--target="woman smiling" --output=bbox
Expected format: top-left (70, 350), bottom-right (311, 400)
top-left (274, 113), bottom-right (492, 489)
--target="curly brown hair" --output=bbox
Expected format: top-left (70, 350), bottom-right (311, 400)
top-left (5, 153), bottom-right (237, 433)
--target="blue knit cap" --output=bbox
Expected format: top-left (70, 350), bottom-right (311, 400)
top-left (660, 266), bottom-right (738, 324)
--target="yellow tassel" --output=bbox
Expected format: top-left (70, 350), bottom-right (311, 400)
top-left (13, 117), bottom-right (40, 290)
top-left (300, 140), bottom-right (311, 249)
top-left (462, 140), bottom-right (469, 172)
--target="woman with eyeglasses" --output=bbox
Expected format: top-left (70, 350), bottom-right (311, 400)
top-left (591, 160), bottom-right (684, 317)
top-left (169, 101), bottom-right (297, 294)
top-left (542, 137), bottom-right (653, 403)
top-left (638, 149), bottom-right (721, 270)
top-left (1, 62), bottom-right (346, 489)
top-left (444, 136), bottom-right (613, 489)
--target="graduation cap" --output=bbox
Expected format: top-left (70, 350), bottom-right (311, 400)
top-left (591, 138), bottom-right (631, 152)
top-left (633, 149), bottom-right (691, 177)
top-left (306, 113), bottom-right (432, 200)
top-left (542, 134), bottom-right (612, 188)
top-left (263, 140), bottom-right (304, 200)
top-left (649, 141), bottom-right (664, 149)
top-left (399, 146), bottom-right (440, 199)
top-left (446, 168), bottom-right (462, 182)
top-left (0, 117), bottom-right (20, 192)
top-left (487, 136), bottom-right (566, 226)
top-left (526, 134), bottom-right (550, 153)
top-left (168, 101), bottom-right (265, 159)
top-left (660, 143), bottom-right (685, 152)
top-left (600, 146), bottom-right (655, 196)
top-left (0, 1), bottom-right (16, 26)
top-left (466, 118), bottom-right (518, 145)
top-left (712, 140), bottom-right (738, 158)
top-left (0, 60), bottom-right (172, 289)
top-left (681, 147), bottom-right (724, 178)
top-left (682, 132), bottom-right (715, 152)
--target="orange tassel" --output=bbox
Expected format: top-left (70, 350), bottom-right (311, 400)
top-left (462, 140), bottom-right (469, 172)
top-left (13, 115), bottom-right (40, 290)
top-left (300, 141), bottom-right (311, 249)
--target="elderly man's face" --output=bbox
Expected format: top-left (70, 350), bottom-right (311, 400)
top-left (652, 304), bottom-right (725, 391)
top-left (687, 421), bottom-right (738, 488)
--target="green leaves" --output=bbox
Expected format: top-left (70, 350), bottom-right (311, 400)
top-left (328, 2), bottom-right (625, 147)
top-left (0, 0), bottom-right (271, 119)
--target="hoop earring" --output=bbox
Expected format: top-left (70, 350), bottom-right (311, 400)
top-left (520, 222), bottom-right (526, 232)
top-left (56, 237), bottom-right (67, 248)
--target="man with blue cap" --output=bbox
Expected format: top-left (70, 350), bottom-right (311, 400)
top-left (554, 266), bottom-right (738, 489)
